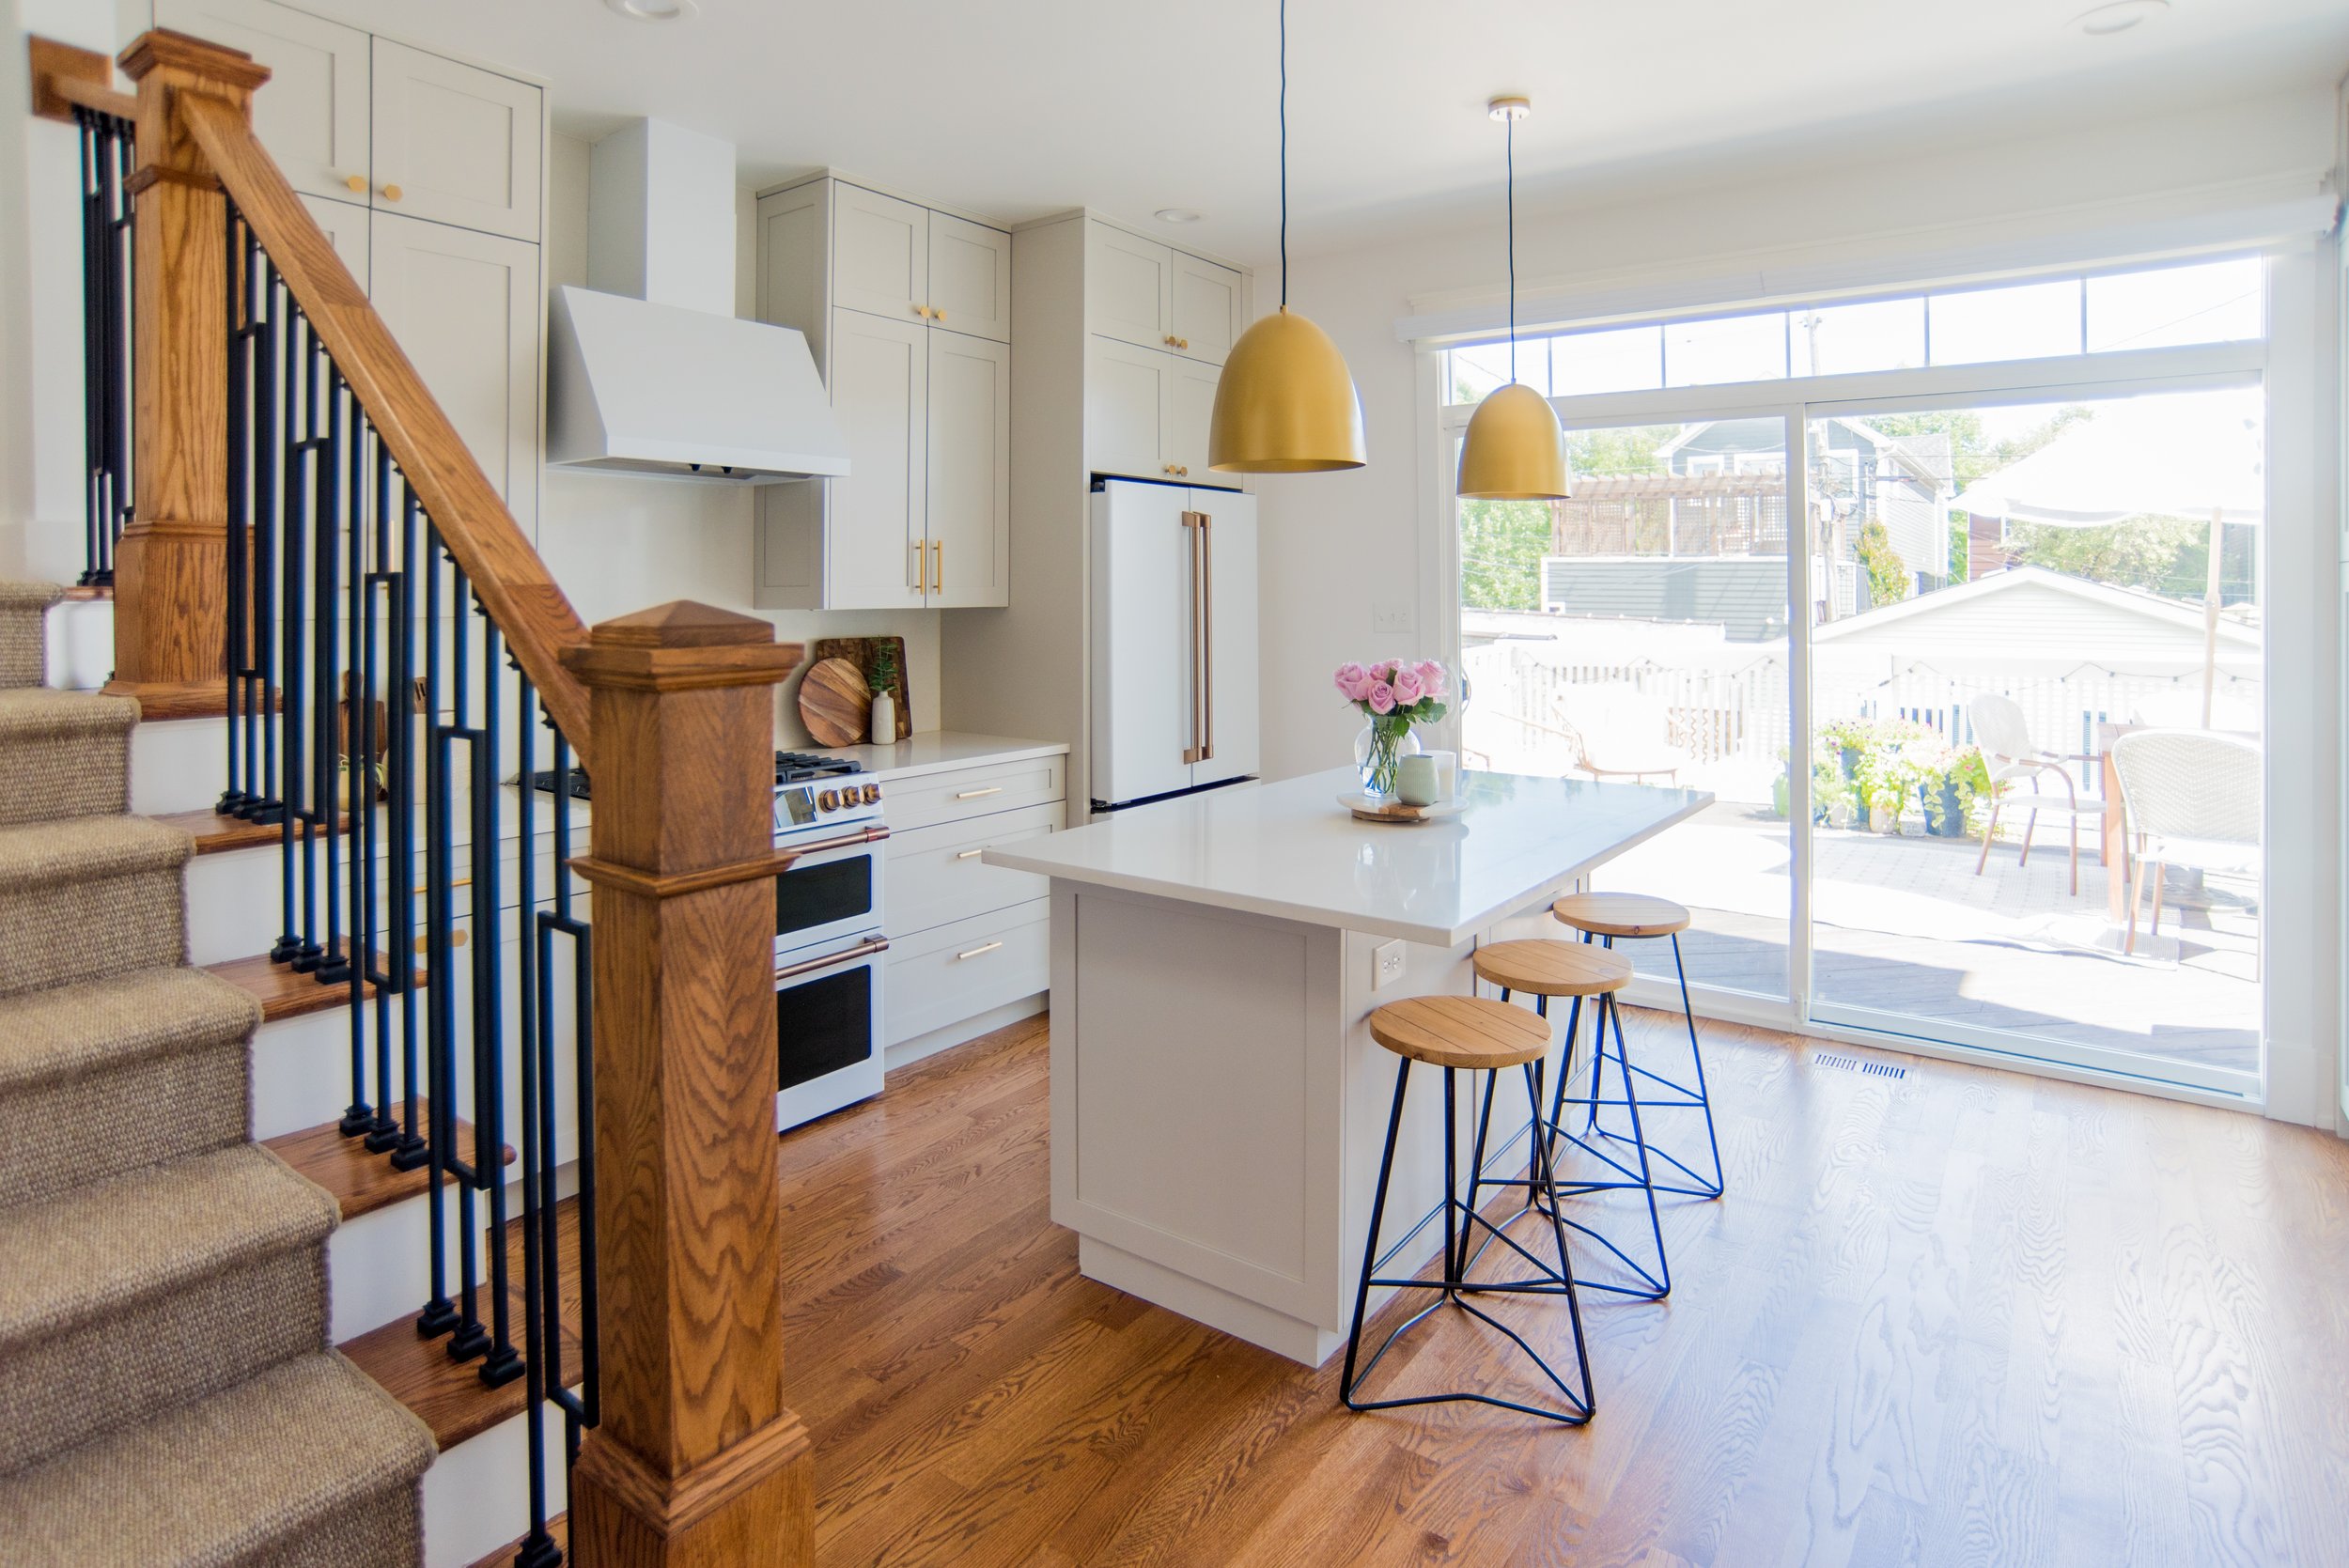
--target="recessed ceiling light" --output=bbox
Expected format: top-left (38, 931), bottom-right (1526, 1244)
top-left (604, 0), bottom-right (697, 21)
top-left (1154, 208), bottom-right (1204, 225)
top-left (2071, 0), bottom-right (2167, 36)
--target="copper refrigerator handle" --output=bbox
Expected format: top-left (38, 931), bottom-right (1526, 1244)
top-left (1180, 510), bottom-right (1206, 765)
top-left (1198, 511), bottom-right (1213, 762)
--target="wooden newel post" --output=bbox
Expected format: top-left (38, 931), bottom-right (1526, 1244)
top-left (561, 602), bottom-right (811, 1568)
top-left (110, 30), bottom-right (269, 718)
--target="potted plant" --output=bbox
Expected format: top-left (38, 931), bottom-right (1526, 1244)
top-left (1921, 744), bottom-right (1989, 839)
top-left (1819, 716), bottom-right (1877, 784)
top-left (1851, 719), bottom-right (1937, 834)
top-left (1335, 659), bottom-right (1449, 797)
top-left (865, 643), bottom-right (899, 744)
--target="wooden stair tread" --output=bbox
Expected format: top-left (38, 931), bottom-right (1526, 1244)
top-left (470, 1514), bottom-right (567, 1568)
top-left (159, 806), bottom-right (348, 855)
top-left (262, 1101), bottom-right (511, 1222)
top-left (206, 950), bottom-right (424, 1023)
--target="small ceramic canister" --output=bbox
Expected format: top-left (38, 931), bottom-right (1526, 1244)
top-left (1395, 753), bottom-right (1440, 808)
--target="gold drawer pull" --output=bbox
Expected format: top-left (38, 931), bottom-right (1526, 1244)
top-left (381, 182), bottom-right (403, 202)
top-left (415, 928), bottom-right (469, 954)
top-left (955, 940), bottom-right (1003, 961)
top-left (956, 847), bottom-right (986, 860)
top-left (342, 173), bottom-right (366, 194)
top-left (954, 785), bottom-right (1003, 800)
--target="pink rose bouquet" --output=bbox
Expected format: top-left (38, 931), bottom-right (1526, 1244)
top-left (1334, 657), bottom-right (1450, 795)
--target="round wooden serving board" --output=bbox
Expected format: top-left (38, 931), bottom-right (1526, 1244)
top-left (798, 657), bottom-right (872, 748)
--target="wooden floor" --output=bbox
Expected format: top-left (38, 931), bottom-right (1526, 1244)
top-left (718, 1005), bottom-right (2349, 1565)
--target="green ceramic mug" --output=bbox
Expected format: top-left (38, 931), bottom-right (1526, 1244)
top-left (1395, 753), bottom-right (1439, 808)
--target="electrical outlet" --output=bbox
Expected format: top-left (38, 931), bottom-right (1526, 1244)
top-left (1372, 602), bottom-right (1413, 635)
top-left (1372, 939), bottom-right (1406, 991)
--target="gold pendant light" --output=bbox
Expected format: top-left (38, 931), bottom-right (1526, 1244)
top-left (1455, 96), bottom-right (1569, 501)
top-left (1207, 0), bottom-right (1365, 474)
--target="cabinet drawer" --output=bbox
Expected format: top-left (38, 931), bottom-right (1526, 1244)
top-left (884, 900), bottom-right (1050, 1047)
top-left (883, 754), bottom-right (1065, 831)
top-left (886, 802), bottom-right (1055, 936)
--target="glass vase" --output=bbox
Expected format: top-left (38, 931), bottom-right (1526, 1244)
top-left (1354, 720), bottom-right (1422, 799)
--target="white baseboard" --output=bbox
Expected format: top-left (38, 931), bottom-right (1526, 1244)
top-left (884, 992), bottom-right (1045, 1073)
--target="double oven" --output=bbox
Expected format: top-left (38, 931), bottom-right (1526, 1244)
top-left (771, 753), bottom-right (891, 1131)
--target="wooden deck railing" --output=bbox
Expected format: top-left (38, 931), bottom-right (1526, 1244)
top-left (30, 29), bottom-right (813, 1567)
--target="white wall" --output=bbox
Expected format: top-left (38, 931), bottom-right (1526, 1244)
top-left (1252, 88), bottom-right (2343, 1129)
top-left (533, 131), bottom-right (943, 742)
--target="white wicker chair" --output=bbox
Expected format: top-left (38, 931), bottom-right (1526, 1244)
top-left (1969, 692), bottom-right (2108, 895)
top-left (2109, 730), bottom-right (2261, 955)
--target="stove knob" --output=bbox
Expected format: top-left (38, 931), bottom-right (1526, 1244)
top-left (862, 783), bottom-right (881, 805)
top-left (817, 789), bottom-right (839, 812)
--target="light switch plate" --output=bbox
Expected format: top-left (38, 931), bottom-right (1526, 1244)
top-left (1372, 602), bottom-right (1413, 634)
top-left (1372, 939), bottom-right (1406, 991)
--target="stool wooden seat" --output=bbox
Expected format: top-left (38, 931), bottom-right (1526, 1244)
top-left (1366, 995), bottom-right (1550, 1070)
top-left (1473, 939), bottom-right (1633, 999)
top-left (1550, 892), bottom-right (1690, 939)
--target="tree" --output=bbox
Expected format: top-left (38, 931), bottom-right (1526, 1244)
top-left (1458, 499), bottom-right (1552, 611)
top-left (1855, 518), bottom-right (1909, 608)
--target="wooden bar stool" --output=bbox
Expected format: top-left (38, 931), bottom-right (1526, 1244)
top-left (1549, 892), bottom-right (1726, 1203)
top-left (1467, 939), bottom-right (1670, 1304)
top-left (1342, 995), bottom-right (1595, 1425)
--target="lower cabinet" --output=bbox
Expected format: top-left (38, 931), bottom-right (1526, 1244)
top-left (884, 900), bottom-right (1050, 1048)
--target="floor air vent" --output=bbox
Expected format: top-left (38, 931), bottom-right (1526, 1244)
top-left (1813, 1050), bottom-right (1907, 1079)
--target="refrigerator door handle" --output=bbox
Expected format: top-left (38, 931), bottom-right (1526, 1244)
top-left (1198, 512), bottom-right (1213, 761)
top-left (1180, 509), bottom-right (1206, 765)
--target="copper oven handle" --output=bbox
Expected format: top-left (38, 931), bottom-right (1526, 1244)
top-left (774, 935), bottom-right (891, 984)
top-left (777, 824), bottom-right (892, 862)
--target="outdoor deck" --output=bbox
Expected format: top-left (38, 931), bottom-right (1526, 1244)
top-left (1596, 800), bottom-right (2261, 1076)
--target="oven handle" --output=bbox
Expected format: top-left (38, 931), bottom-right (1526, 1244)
top-left (777, 823), bottom-right (893, 862)
top-left (773, 935), bottom-right (892, 985)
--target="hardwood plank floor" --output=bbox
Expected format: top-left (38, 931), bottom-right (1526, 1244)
top-left (554, 1007), bottom-right (2349, 1565)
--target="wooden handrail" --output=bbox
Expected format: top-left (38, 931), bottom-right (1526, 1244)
top-left (27, 37), bottom-right (137, 123)
top-left (173, 88), bottom-right (596, 757)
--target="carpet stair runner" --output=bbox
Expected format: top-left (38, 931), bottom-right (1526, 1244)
top-left (0, 582), bottom-right (434, 1566)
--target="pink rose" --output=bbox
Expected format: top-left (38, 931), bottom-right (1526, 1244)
top-left (1391, 665), bottom-right (1423, 704)
top-left (1333, 662), bottom-right (1367, 700)
top-left (1415, 660), bottom-right (1448, 698)
top-left (1367, 680), bottom-right (1396, 716)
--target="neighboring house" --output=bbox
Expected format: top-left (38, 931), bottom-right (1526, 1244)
top-left (1540, 415), bottom-right (1954, 639)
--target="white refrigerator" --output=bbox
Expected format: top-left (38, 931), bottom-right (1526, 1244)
top-left (1089, 479), bottom-right (1259, 813)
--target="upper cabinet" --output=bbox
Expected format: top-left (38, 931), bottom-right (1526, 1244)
top-left (1084, 222), bottom-right (1241, 365)
top-left (754, 177), bottom-right (1014, 611)
top-left (156, 0), bottom-right (542, 244)
top-left (369, 39), bottom-right (542, 241)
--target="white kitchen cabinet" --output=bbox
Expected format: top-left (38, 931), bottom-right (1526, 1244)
top-left (367, 211), bottom-right (540, 536)
top-left (369, 39), bottom-right (541, 242)
top-left (1086, 336), bottom-right (1221, 483)
top-left (155, 0), bottom-right (369, 207)
top-left (927, 213), bottom-right (1012, 344)
top-left (1087, 224), bottom-right (1174, 350)
top-left (832, 185), bottom-right (928, 325)
top-left (1171, 252), bottom-right (1243, 365)
top-left (926, 332), bottom-right (1010, 607)
top-left (754, 175), bottom-right (1013, 610)
top-left (883, 899), bottom-right (1050, 1048)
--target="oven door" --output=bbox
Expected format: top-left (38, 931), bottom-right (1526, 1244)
top-left (773, 824), bottom-right (889, 959)
top-left (774, 933), bottom-right (889, 1132)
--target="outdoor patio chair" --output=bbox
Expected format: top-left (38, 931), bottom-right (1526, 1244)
top-left (1969, 691), bottom-right (2108, 896)
top-left (2109, 730), bottom-right (2261, 957)
top-left (1550, 696), bottom-right (1693, 785)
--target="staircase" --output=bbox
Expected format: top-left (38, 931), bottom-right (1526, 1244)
top-left (0, 582), bottom-right (437, 1564)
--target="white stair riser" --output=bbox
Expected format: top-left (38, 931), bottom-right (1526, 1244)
top-left (130, 717), bottom-right (227, 815)
top-left (329, 1196), bottom-right (486, 1343)
top-left (186, 846), bottom-right (282, 965)
top-left (420, 1402), bottom-right (569, 1568)
top-left (43, 598), bottom-right (113, 691)
top-left (251, 1009), bottom-right (360, 1141)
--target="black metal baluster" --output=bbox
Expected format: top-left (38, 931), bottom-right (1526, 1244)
top-left (511, 665), bottom-right (558, 1567)
top-left (443, 561), bottom-right (490, 1366)
top-left (277, 308), bottom-right (319, 974)
top-left (247, 262), bottom-right (282, 829)
top-left (221, 205), bottom-right (248, 816)
top-left (417, 530), bottom-right (460, 1342)
top-left (316, 368), bottom-right (350, 989)
top-left (473, 617), bottom-right (521, 1387)
top-left (78, 113), bottom-right (102, 587)
top-left (361, 431), bottom-right (402, 1155)
top-left (388, 482), bottom-right (427, 1170)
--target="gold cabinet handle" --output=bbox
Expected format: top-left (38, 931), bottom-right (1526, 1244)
top-left (914, 303), bottom-right (931, 318)
top-left (342, 173), bottom-right (366, 194)
top-left (955, 940), bottom-right (1003, 961)
top-left (381, 182), bottom-right (403, 202)
top-left (933, 306), bottom-right (947, 323)
top-left (415, 928), bottom-right (469, 954)
top-left (955, 785), bottom-right (1003, 800)
top-left (956, 847), bottom-right (985, 860)
top-left (1176, 466), bottom-right (1190, 477)
top-left (930, 539), bottom-right (942, 596)
top-left (1177, 336), bottom-right (1190, 350)
top-left (1164, 334), bottom-right (1179, 348)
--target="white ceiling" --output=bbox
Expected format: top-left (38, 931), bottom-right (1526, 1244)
top-left (309, 0), bottom-right (2349, 266)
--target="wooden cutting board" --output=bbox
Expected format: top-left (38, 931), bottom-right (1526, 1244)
top-left (809, 635), bottom-right (912, 742)
top-left (797, 657), bottom-right (872, 748)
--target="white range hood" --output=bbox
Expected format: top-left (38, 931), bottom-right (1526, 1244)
top-left (547, 119), bottom-right (846, 484)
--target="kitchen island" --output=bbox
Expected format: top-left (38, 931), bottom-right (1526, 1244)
top-left (983, 766), bottom-right (1711, 1364)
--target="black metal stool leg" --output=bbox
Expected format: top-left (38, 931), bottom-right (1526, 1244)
top-left (1341, 1056), bottom-right (1411, 1408)
top-left (1669, 932), bottom-right (1726, 1200)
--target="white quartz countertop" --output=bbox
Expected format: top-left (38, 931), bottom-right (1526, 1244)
top-left (983, 768), bottom-right (1713, 948)
top-left (802, 730), bottom-right (1067, 784)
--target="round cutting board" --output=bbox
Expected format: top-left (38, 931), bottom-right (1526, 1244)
top-left (797, 657), bottom-right (872, 748)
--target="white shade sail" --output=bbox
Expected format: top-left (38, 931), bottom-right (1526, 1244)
top-left (1951, 395), bottom-right (2263, 528)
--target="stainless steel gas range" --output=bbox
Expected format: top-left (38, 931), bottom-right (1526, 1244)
top-left (534, 750), bottom-right (893, 1132)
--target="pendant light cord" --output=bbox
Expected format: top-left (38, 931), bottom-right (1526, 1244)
top-left (1278, 0), bottom-right (1288, 311)
top-left (1505, 111), bottom-right (1517, 384)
